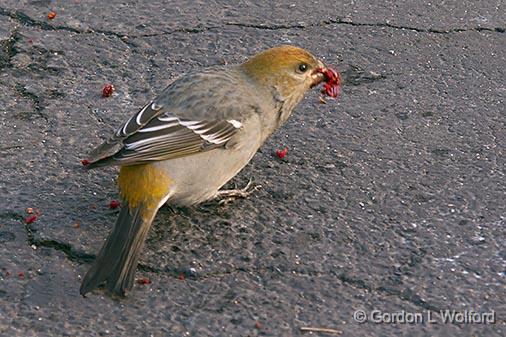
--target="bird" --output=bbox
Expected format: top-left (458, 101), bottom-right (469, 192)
top-left (80, 45), bottom-right (340, 296)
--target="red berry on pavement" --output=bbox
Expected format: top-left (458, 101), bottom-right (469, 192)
top-left (276, 148), bottom-right (288, 159)
top-left (102, 84), bottom-right (115, 97)
top-left (25, 215), bottom-right (37, 224)
top-left (136, 277), bottom-right (151, 285)
top-left (109, 200), bottom-right (120, 209)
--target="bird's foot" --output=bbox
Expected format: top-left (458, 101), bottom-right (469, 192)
top-left (214, 179), bottom-right (262, 205)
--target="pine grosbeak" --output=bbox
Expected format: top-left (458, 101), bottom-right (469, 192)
top-left (80, 45), bottom-right (340, 296)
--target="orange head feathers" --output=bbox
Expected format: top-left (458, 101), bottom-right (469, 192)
top-left (240, 45), bottom-right (328, 98)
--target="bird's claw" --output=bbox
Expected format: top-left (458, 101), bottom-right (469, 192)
top-left (214, 179), bottom-right (262, 205)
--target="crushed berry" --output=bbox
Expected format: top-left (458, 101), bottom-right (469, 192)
top-left (276, 148), bottom-right (288, 159)
top-left (136, 277), bottom-right (151, 285)
top-left (18, 272), bottom-right (25, 279)
top-left (25, 215), bottom-right (37, 224)
top-left (109, 200), bottom-right (120, 209)
top-left (317, 67), bottom-right (341, 98)
top-left (81, 159), bottom-right (90, 166)
top-left (102, 84), bottom-right (115, 97)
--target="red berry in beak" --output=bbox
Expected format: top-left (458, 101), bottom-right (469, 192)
top-left (316, 67), bottom-right (341, 98)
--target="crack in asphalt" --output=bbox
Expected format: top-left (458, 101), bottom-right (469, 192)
top-left (134, 25), bottom-right (221, 38)
top-left (0, 8), bottom-right (75, 33)
top-left (1, 31), bottom-right (56, 122)
top-left (2, 210), bottom-right (94, 264)
top-left (0, 29), bottom-right (18, 70)
top-left (0, 7), bottom-right (503, 47)
top-left (22, 220), bottom-right (95, 263)
top-left (0, 7), bottom-right (138, 49)
top-left (324, 18), bottom-right (505, 34)
top-left (0, 6), bottom-right (222, 42)
top-left (227, 20), bottom-right (505, 35)
top-left (225, 22), bottom-right (308, 30)
top-left (32, 239), bottom-right (95, 263)
top-left (13, 83), bottom-right (48, 122)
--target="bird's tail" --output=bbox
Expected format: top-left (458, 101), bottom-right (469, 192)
top-left (79, 202), bottom-right (156, 296)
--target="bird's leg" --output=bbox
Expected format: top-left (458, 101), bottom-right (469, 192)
top-left (214, 179), bottom-right (262, 205)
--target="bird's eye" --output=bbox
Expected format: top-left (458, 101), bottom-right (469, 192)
top-left (298, 63), bottom-right (308, 73)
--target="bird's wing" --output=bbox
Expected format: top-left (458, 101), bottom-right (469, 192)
top-left (86, 100), bottom-right (165, 163)
top-left (84, 67), bottom-right (263, 168)
top-left (85, 103), bottom-right (243, 168)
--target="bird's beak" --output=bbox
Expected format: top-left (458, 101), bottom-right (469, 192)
top-left (310, 61), bottom-right (341, 98)
top-left (310, 60), bottom-right (328, 88)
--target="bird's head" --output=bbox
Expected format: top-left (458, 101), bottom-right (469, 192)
top-left (240, 45), bottom-right (338, 102)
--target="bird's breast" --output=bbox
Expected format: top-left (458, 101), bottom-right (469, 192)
top-left (155, 115), bottom-right (263, 206)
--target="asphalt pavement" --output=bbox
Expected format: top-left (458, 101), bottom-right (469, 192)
top-left (0, 1), bottom-right (505, 336)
